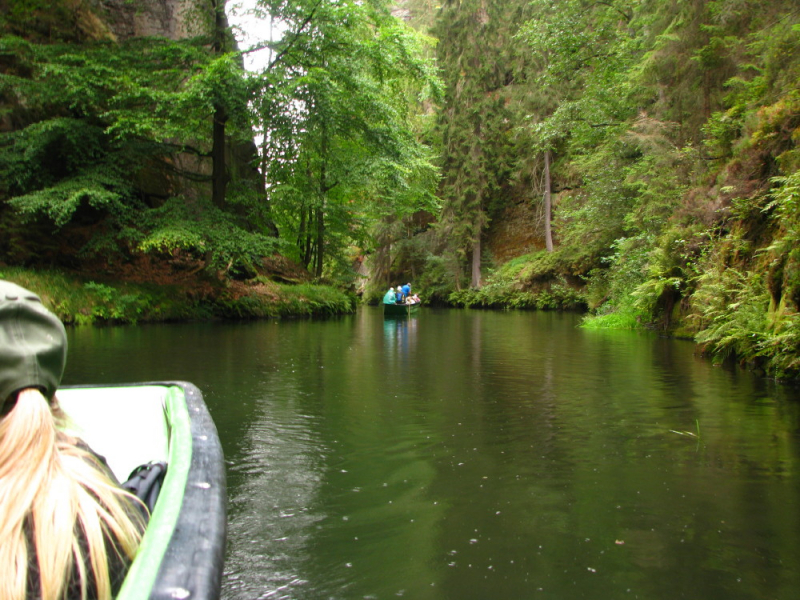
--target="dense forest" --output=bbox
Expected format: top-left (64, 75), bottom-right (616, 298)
top-left (0, 0), bottom-right (798, 378)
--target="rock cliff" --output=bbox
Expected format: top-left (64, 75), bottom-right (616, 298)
top-left (100, 0), bottom-right (210, 41)
top-left (0, 0), bottom-right (211, 43)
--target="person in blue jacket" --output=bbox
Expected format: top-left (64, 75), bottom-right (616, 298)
top-left (383, 287), bottom-right (397, 304)
top-left (395, 286), bottom-right (404, 303)
top-left (401, 283), bottom-right (411, 298)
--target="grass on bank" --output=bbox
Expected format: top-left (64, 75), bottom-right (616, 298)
top-left (581, 308), bottom-right (643, 330)
top-left (214, 280), bottom-right (356, 319)
top-left (0, 268), bottom-right (356, 325)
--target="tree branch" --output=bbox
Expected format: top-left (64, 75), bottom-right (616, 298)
top-left (590, 1), bottom-right (632, 23)
top-left (239, 0), bottom-right (324, 72)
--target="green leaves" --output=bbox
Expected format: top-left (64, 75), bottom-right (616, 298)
top-left (249, 0), bottom-right (440, 276)
top-left (0, 29), bottom-right (277, 270)
top-left (9, 173), bottom-right (127, 227)
top-left (692, 267), bottom-right (770, 361)
top-left (0, 116), bottom-right (136, 229)
top-left (137, 196), bottom-right (280, 274)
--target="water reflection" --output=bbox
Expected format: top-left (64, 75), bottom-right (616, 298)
top-left (382, 315), bottom-right (419, 360)
top-left (61, 310), bottom-right (800, 600)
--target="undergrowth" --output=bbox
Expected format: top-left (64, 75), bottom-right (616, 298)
top-left (214, 281), bottom-right (356, 318)
top-left (0, 268), bottom-right (356, 324)
top-left (581, 306), bottom-right (644, 330)
top-left (0, 267), bottom-right (197, 324)
top-left (448, 260), bottom-right (587, 310)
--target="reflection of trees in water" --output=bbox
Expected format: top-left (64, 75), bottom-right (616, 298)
top-left (66, 311), bottom-right (800, 599)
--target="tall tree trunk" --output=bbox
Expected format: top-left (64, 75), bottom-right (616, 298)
top-left (298, 205), bottom-right (309, 267)
top-left (314, 117), bottom-right (330, 279)
top-left (305, 209), bottom-right (314, 267)
top-left (544, 149), bottom-right (553, 252)
top-left (210, 0), bottom-right (228, 208)
top-left (314, 205), bottom-right (324, 278)
top-left (471, 234), bottom-right (481, 288)
top-left (211, 104), bottom-right (228, 208)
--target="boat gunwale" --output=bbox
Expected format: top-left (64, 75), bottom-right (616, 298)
top-left (382, 303), bottom-right (421, 317)
top-left (60, 381), bottom-right (226, 600)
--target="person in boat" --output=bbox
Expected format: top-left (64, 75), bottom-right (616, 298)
top-left (383, 287), bottom-right (397, 304)
top-left (395, 286), bottom-right (404, 303)
top-left (401, 282), bottom-right (411, 299)
top-left (0, 280), bottom-right (145, 600)
top-left (407, 293), bottom-right (420, 305)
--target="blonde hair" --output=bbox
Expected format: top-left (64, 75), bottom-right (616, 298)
top-left (0, 389), bottom-right (145, 600)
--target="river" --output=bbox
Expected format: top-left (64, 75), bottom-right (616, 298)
top-left (62, 307), bottom-right (800, 600)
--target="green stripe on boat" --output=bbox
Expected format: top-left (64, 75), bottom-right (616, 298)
top-left (117, 386), bottom-right (193, 600)
top-left (58, 382), bottom-right (226, 600)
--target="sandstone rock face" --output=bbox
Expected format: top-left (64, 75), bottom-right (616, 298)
top-left (100, 0), bottom-right (210, 41)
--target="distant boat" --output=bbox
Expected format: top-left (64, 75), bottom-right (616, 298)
top-left (58, 381), bottom-right (226, 600)
top-left (383, 302), bottom-right (420, 317)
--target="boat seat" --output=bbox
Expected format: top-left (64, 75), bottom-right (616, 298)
top-left (58, 386), bottom-right (171, 483)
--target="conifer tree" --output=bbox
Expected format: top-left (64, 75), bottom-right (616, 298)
top-left (0, 1), bottom-right (268, 274)
top-left (432, 0), bottom-right (529, 288)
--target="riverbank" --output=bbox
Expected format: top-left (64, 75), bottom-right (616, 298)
top-left (1, 268), bottom-right (356, 324)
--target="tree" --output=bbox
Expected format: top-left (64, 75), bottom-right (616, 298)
top-left (543, 149), bottom-right (553, 252)
top-left (246, 0), bottom-right (440, 278)
top-left (517, 0), bottom-right (658, 270)
top-left (432, 0), bottom-right (529, 289)
top-left (211, 0), bottom-right (232, 209)
top-left (0, 26), bottom-right (272, 273)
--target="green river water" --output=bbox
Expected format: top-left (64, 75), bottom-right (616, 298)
top-left (62, 307), bottom-right (800, 600)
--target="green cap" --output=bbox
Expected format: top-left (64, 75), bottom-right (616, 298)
top-left (0, 280), bottom-right (67, 402)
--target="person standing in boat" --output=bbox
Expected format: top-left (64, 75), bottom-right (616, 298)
top-left (401, 282), bottom-right (411, 300)
top-left (383, 287), bottom-right (397, 304)
top-left (0, 280), bottom-right (145, 600)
